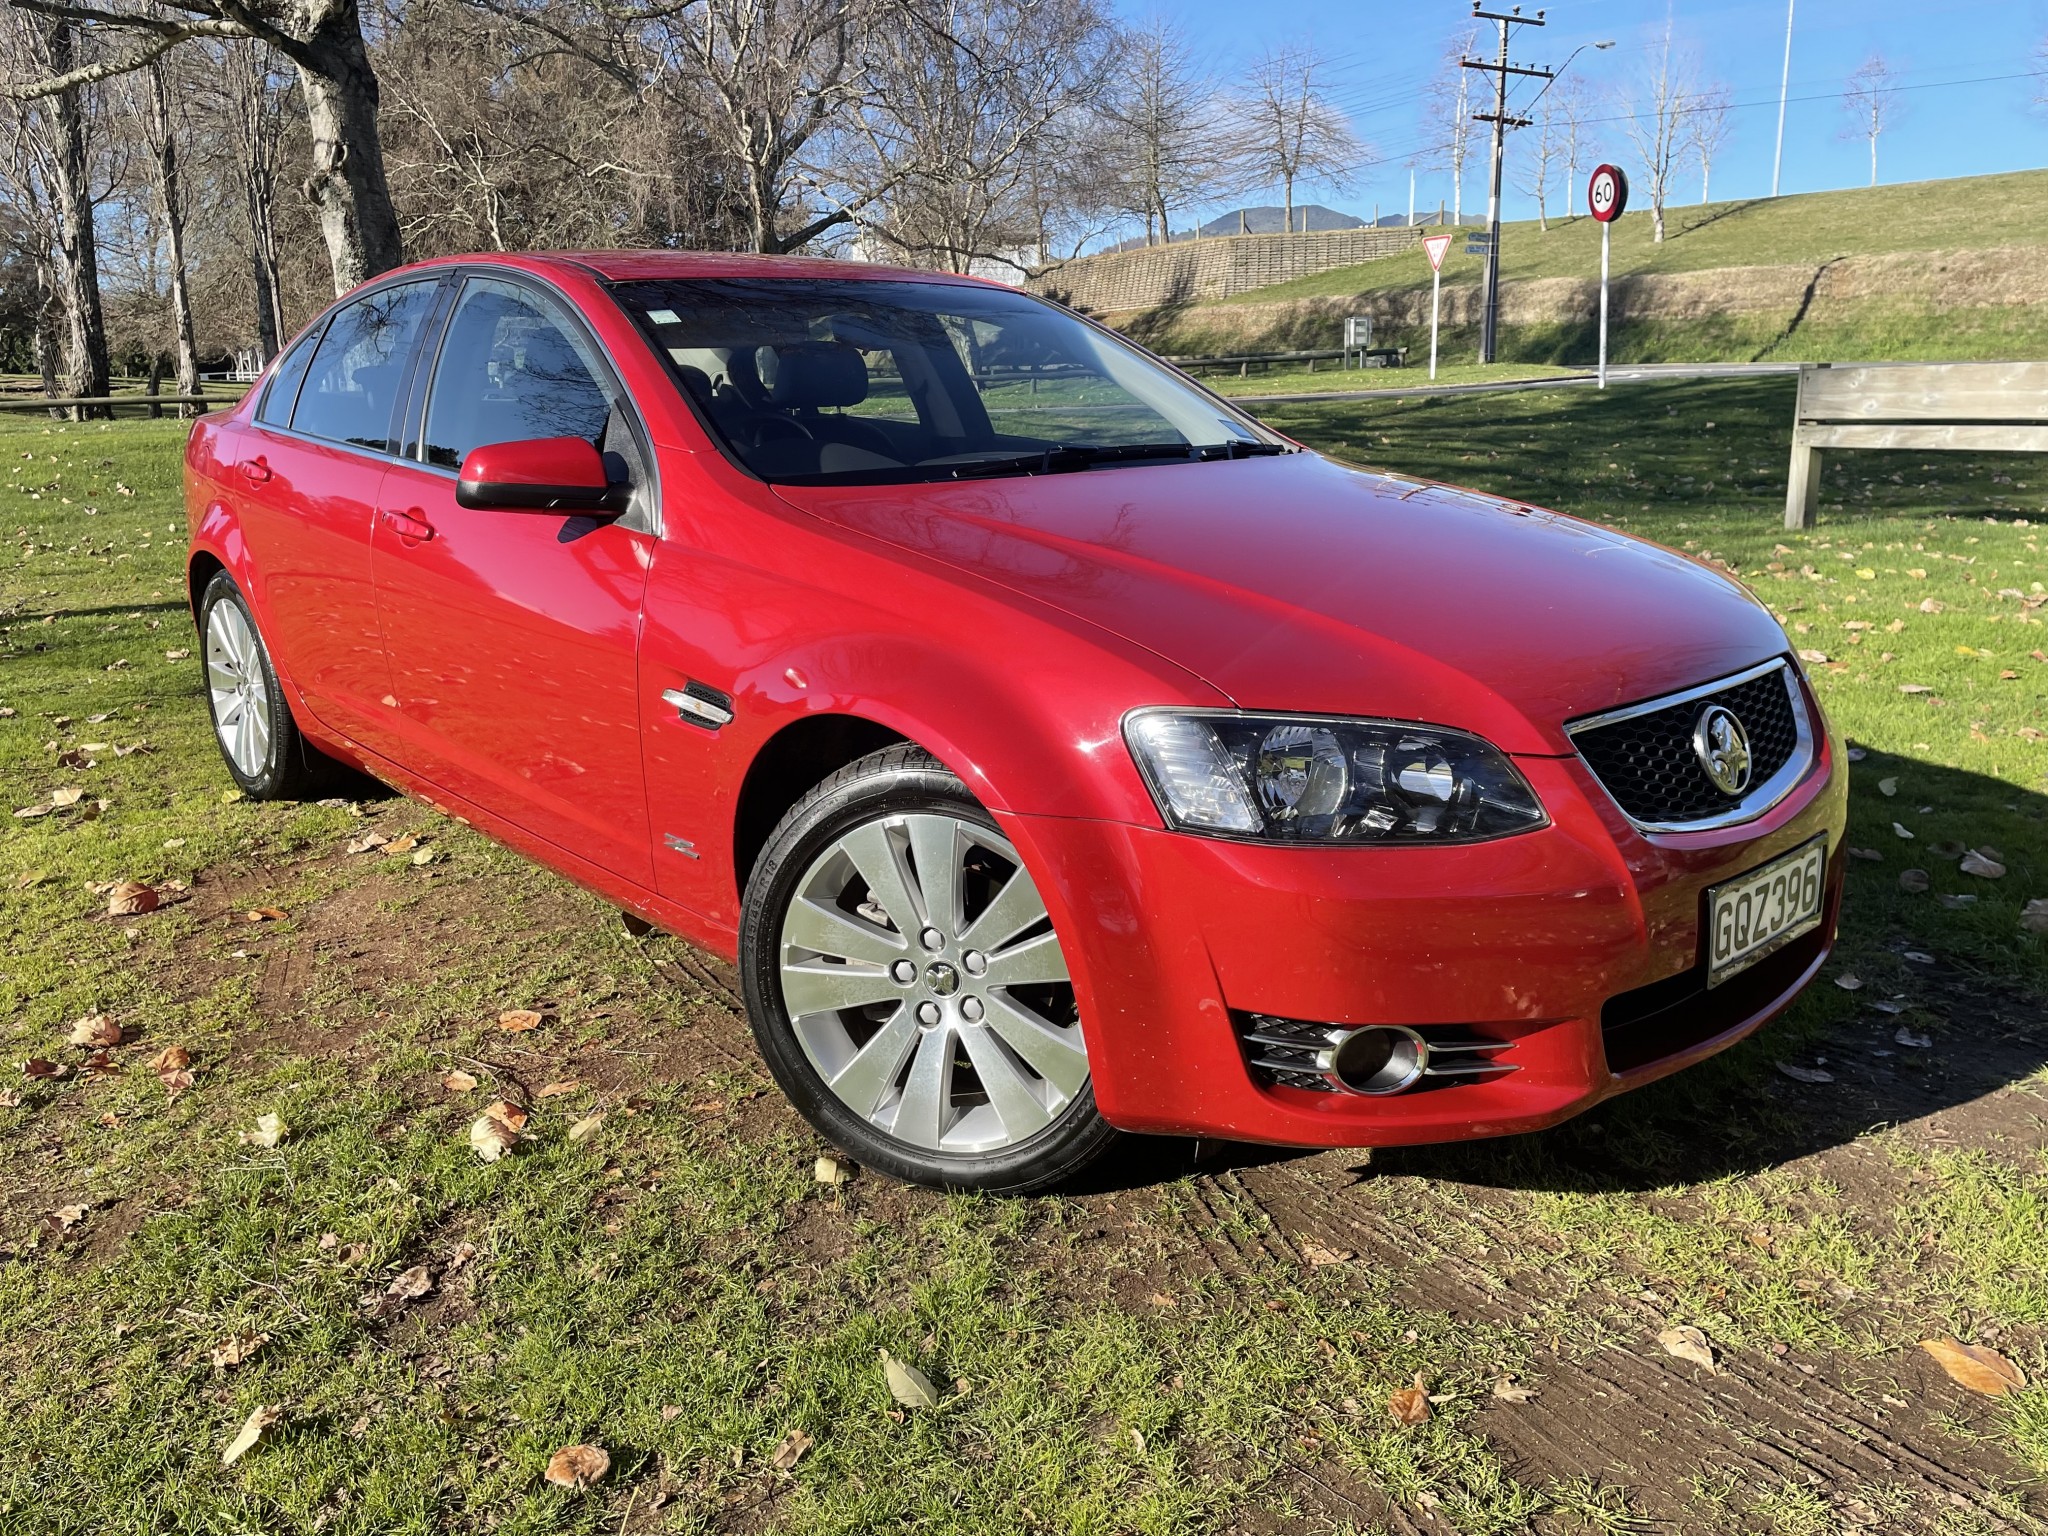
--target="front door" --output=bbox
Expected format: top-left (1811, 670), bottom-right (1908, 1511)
top-left (371, 275), bottom-right (656, 886)
top-left (222, 281), bottom-right (441, 746)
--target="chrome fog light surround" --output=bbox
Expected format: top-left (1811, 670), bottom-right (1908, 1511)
top-left (1315, 1025), bottom-right (1429, 1096)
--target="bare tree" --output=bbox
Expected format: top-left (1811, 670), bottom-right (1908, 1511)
top-left (1423, 22), bottom-right (1477, 222)
top-left (1841, 53), bottom-right (1901, 188)
top-left (1555, 73), bottom-right (1594, 217)
top-left (0, 0), bottom-right (404, 293)
top-left (1515, 83), bottom-right (1560, 231)
top-left (1685, 81), bottom-right (1731, 203)
top-left (219, 41), bottom-right (293, 357)
top-left (1100, 17), bottom-right (1221, 246)
top-left (856, 0), bottom-right (1117, 274)
top-left (1620, 17), bottom-right (1696, 243)
top-left (1232, 41), bottom-right (1361, 234)
top-left (135, 59), bottom-right (198, 398)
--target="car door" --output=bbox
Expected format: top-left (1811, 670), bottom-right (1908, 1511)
top-left (218, 280), bottom-right (442, 742)
top-left (371, 272), bottom-right (657, 886)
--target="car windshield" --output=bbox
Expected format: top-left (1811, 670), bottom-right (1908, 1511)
top-left (610, 277), bottom-right (1285, 485)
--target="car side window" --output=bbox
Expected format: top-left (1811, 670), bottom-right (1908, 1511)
top-left (289, 282), bottom-right (437, 452)
top-left (421, 278), bottom-right (614, 470)
top-left (253, 325), bottom-right (323, 428)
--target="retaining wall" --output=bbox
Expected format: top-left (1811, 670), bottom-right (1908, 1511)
top-left (1026, 226), bottom-right (1424, 313)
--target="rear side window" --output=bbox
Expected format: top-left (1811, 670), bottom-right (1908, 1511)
top-left (254, 326), bottom-right (322, 427)
top-left (290, 282), bottom-right (437, 452)
top-left (421, 278), bottom-right (613, 469)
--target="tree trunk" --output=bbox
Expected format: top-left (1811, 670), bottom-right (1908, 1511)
top-left (146, 64), bottom-right (202, 405)
top-left (289, 0), bottom-right (405, 292)
top-left (44, 19), bottom-right (109, 417)
top-left (1536, 190), bottom-right (1547, 232)
top-left (33, 255), bottom-right (61, 418)
top-left (1652, 200), bottom-right (1666, 243)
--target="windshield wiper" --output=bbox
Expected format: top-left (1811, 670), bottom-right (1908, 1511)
top-left (938, 439), bottom-right (1289, 480)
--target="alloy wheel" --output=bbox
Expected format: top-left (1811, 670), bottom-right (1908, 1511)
top-left (777, 811), bottom-right (1088, 1154)
top-left (205, 599), bottom-right (273, 778)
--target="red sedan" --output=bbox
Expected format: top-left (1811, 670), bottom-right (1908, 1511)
top-left (184, 252), bottom-right (1847, 1193)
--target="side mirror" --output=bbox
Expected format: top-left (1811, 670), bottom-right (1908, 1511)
top-left (456, 437), bottom-right (622, 513)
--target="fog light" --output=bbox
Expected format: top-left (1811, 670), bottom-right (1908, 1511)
top-left (1316, 1025), bottom-right (1429, 1095)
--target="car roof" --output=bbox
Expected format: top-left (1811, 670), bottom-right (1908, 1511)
top-left (379, 250), bottom-right (1008, 289)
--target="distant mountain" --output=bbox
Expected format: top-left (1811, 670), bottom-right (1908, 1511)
top-left (1197, 204), bottom-right (1365, 236)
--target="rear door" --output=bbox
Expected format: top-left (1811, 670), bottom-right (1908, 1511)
top-left (371, 273), bottom-right (657, 885)
top-left (221, 280), bottom-right (443, 745)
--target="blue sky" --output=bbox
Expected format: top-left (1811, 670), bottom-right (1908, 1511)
top-left (1127, 0), bottom-right (2048, 228)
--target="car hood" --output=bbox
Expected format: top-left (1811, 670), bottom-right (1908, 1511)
top-left (774, 451), bottom-right (1789, 756)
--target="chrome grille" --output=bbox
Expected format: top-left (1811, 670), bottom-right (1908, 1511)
top-left (1234, 1013), bottom-right (1517, 1094)
top-left (1568, 660), bottom-right (1809, 831)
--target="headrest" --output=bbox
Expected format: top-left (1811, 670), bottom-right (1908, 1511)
top-left (755, 341), bottom-right (867, 409)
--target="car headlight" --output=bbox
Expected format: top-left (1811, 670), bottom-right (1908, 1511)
top-left (1123, 710), bottom-right (1546, 844)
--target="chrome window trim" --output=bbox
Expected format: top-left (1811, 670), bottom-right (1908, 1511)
top-left (1565, 657), bottom-right (1816, 835)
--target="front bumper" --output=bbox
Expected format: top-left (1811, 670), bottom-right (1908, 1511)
top-left (997, 728), bottom-right (1847, 1148)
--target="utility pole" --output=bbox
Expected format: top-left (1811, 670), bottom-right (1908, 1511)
top-left (1772, 0), bottom-right (1795, 197)
top-left (1464, 4), bottom-right (1551, 365)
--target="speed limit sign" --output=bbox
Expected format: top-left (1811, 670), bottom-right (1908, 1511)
top-left (1588, 164), bottom-right (1629, 223)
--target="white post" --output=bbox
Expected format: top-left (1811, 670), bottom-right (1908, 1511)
top-left (1598, 220), bottom-right (1610, 389)
top-left (1429, 265), bottom-right (1442, 381)
top-left (1772, 0), bottom-right (1795, 197)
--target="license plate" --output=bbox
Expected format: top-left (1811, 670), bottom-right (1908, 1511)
top-left (1706, 835), bottom-right (1827, 986)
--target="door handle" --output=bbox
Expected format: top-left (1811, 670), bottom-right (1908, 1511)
top-left (238, 458), bottom-right (272, 484)
top-left (380, 508), bottom-right (435, 545)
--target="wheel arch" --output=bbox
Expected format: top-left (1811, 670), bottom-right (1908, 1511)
top-left (731, 713), bottom-right (909, 898)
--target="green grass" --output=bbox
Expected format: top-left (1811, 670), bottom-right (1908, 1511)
top-left (1205, 361), bottom-right (1584, 398)
top-left (4, 388), bottom-right (2047, 1529)
top-left (1224, 168), bottom-right (2048, 306)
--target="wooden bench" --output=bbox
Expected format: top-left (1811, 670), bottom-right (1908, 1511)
top-left (1785, 361), bottom-right (2048, 529)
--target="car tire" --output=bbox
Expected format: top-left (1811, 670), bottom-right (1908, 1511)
top-left (740, 745), bottom-right (1119, 1194)
top-left (196, 569), bottom-right (334, 801)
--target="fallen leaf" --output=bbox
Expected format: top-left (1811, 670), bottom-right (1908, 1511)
top-left (50, 785), bottom-right (84, 806)
top-left (485, 1099), bottom-right (528, 1132)
top-left (814, 1153), bottom-right (851, 1185)
top-left (158, 1067), bottom-right (195, 1098)
top-left (1892, 823), bottom-right (1915, 840)
top-left (496, 1009), bottom-right (543, 1033)
top-left (240, 1111), bottom-right (289, 1149)
top-left (1898, 868), bottom-right (1930, 894)
top-left (470, 1114), bottom-right (519, 1163)
top-left (2022, 898), bottom-right (2048, 935)
top-left (386, 1264), bottom-right (435, 1300)
top-left (881, 1349), bottom-right (939, 1409)
top-left (770, 1427), bottom-right (813, 1471)
top-left (1847, 846), bottom-right (1881, 862)
top-left (220, 1403), bottom-right (281, 1466)
top-left (1388, 1372), bottom-right (1432, 1426)
top-left (148, 1045), bottom-right (191, 1072)
top-left (1959, 850), bottom-right (2006, 879)
top-left (1921, 1338), bottom-right (2027, 1397)
top-left (242, 907), bottom-right (289, 923)
top-left (1776, 1062), bottom-right (1834, 1085)
top-left (383, 834), bottom-right (419, 854)
top-left (23, 1058), bottom-right (68, 1080)
top-left (567, 1112), bottom-right (605, 1142)
top-left (1657, 1325), bottom-right (1718, 1372)
top-left (52, 1203), bottom-right (87, 1228)
top-left (1894, 1026), bottom-right (1933, 1049)
top-left (211, 1332), bottom-right (270, 1370)
top-left (443, 1069), bottom-right (479, 1093)
top-left (1833, 974), bottom-right (1862, 992)
top-left (164, 647), bottom-right (190, 660)
top-left (1492, 1376), bottom-right (1538, 1403)
top-left (106, 881), bottom-right (159, 916)
top-left (535, 1080), bottom-right (580, 1099)
top-left (1878, 777), bottom-right (1898, 797)
top-left (67, 1013), bottom-right (121, 1048)
top-left (410, 848), bottom-right (437, 866)
top-left (544, 1443), bottom-right (610, 1490)
top-left (345, 832), bottom-right (389, 855)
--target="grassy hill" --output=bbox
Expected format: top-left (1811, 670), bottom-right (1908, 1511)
top-left (1113, 168), bottom-right (2048, 368)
